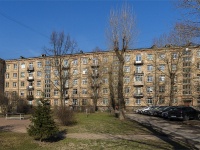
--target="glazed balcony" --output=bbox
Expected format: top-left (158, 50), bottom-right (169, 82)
top-left (27, 67), bottom-right (34, 72)
top-left (134, 60), bottom-right (144, 65)
top-left (133, 93), bottom-right (144, 98)
top-left (27, 76), bottom-right (34, 81)
top-left (27, 95), bottom-right (34, 100)
top-left (27, 86), bottom-right (34, 90)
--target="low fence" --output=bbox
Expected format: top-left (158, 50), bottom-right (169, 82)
top-left (5, 113), bottom-right (24, 120)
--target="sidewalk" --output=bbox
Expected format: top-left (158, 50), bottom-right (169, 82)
top-left (126, 113), bottom-right (200, 150)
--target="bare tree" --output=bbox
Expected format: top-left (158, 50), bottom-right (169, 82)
top-left (44, 31), bottom-right (78, 106)
top-left (175, 0), bottom-right (200, 40)
top-left (107, 4), bottom-right (137, 119)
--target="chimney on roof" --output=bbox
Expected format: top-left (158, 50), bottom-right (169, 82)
top-left (20, 56), bottom-right (25, 59)
top-left (41, 54), bottom-right (46, 57)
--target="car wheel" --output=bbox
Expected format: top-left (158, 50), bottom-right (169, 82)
top-left (183, 115), bottom-right (189, 121)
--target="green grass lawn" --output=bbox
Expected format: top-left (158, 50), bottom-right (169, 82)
top-left (0, 112), bottom-right (191, 150)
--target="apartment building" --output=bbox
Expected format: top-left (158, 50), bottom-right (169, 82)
top-left (0, 59), bottom-right (5, 95)
top-left (4, 44), bottom-right (200, 110)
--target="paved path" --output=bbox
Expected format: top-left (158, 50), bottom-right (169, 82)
top-left (126, 113), bottom-right (200, 150)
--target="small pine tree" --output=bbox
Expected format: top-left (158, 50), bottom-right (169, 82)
top-left (27, 99), bottom-right (58, 141)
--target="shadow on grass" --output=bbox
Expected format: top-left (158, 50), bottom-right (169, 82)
top-left (0, 125), bottom-right (14, 132)
top-left (43, 129), bottom-right (67, 143)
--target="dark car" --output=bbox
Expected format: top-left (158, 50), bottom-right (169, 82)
top-left (152, 106), bottom-right (168, 116)
top-left (167, 106), bottom-right (200, 121)
top-left (161, 106), bottom-right (177, 118)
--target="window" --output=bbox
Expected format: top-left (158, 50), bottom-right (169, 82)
top-left (5, 82), bottom-right (9, 87)
top-left (183, 57), bottom-right (191, 62)
top-left (159, 53), bottom-right (165, 59)
top-left (37, 71), bottom-right (42, 77)
top-left (37, 81), bottom-right (41, 87)
top-left (37, 62), bottom-right (42, 68)
top-left (21, 63), bottom-right (25, 69)
top-left (82, 68), bottom-right (88, 74)
top-left (102, 98), bottom-right (108, 105)
top-left (73, 79), bottom-right (78, 85)
top-left (147, 65), bottom-right (153, 71)
top-left (82, 99), bottom-right (87, 105)
top-left (102, 78), bottom-right (108, 84)
top-left (124, 76), bottom-right (130, 84)
top-left (159, 86), bottom-right (165, 92)
top-left (124, 87), bottom-right (130, 93)
top-left (73, 89), bottom-right (78, 94)
top-left (73, 99), bottom-right (78, 105)
top-left (82, 78), bottom-right (87, 84)
top-left (159, 97), bottom-right (165, 104)
top-left (20, 91), bottom-right (24, 97)
top-left (37, 90), bottom-right (41, 96)
top-left (173, 98), bottom-right (178, 104)
top-left (93, 58), bottom-right (98, 65)
top-left (103, 88), bottom-right (108, 94)
top-left (136, 54), bottom-right (141, 61)
top-left (13, 73), bottom-right (17, 78)
top-left (125, 55), bottom-right (130, 62)
top-left (125, 98), bottom-right (129, 105)
top-left (6, 73), bottom-right (9, 78)
top-left (103, 67), bottom-right (108, 74)
top-left (21, 81), bottom-right (24, 87)
top-left (147, 76), bottom-right (153, 82)
top-left (73, 59), bottom-right (78, 65)
top-left (82, 89), bottom-right (87, 94)
top-left (14, 64), bottom-right (17, 69)
top-left (6, 64), bottom-right (10, 70)
top-left (54, 99), bottom-right (58, 105)
top-left (54, 59), bottom-right (59, 66)
top-left (13, 82), bottom-right (17, 87)
top-left (63, 60), bottom-right (68, 67)
top-left (54, 80), bottom-right (59, 86)
top-left (73, 69), bottom-right (78, 75)
top-left (159, 64), bottom-right (165, 71)
top-left (172, 64), bottom-right (177, 71)
top-left (136, 99), bottom-right (141, 105)
top-left (159, 75), bottom-right (165, 82)
top-left (54, 90), bottom-right (59, 96)
top-left (197, 63), bottom-right (200, 69)
top-left (172, 53), bottom-right (178, 59)
top-left (135, 87), bottom-right (142, 94)
top-left (197, 51), bottom-right (200, 58)
top-left (147, 54), bottom-right (153, 60)
top-left (135, 75), bottom-right (143, 81)
top-left (21, 72), bottom-right (25, 78)
top-left (82, 58), bottom-right (88, 64)
top-left (124, 66), bottom-right (130, 72)
top-left (103, 57), bottom-right (108, 63)
top-left (147, 98), bottom-right (153, 104)
top-left (45, 60), bottom-right (51, 65)
top-left (135, 66), bottom-right (142, 73)
top-left (54, 70), bottom-right (59, 76)
top-left (146, 86), bottom-right (153, 93)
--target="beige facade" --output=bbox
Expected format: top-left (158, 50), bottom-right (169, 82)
top-left (4, 45), bottom-right (200, 110)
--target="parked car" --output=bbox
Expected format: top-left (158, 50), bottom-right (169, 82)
top-left (152, 106), bottom-right (168, 116)
top-left (142, 106), bottom-right (157, 115)
top-left (135, 107), bottom-right (148, 114)
top-left (167, 106), bottom-right (200, 121)
top-left (161, 106), bottom-right (177, 118)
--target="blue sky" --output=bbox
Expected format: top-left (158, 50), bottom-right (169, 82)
top-left (0, 0), bottom-right (181, 60)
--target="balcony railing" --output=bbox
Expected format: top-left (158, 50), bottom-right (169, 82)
top-left (134, 71), bottom-right (144, 75)
top-left (133, 93), bottom-right (144, 98)
top-left (27, 86), bottom-right (34, 90)
top-left (27, 67), bottom-right (34, 72)
top-left (133, 81), bottom-right (144, 86)
top-left (27, 95), bottom-right (34, 100)
top-left (27, 76), bottom-right (34, 81)
top-left (134, 60), bottom-right (144, 65)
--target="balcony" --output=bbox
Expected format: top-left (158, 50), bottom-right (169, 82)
top-left (134, 60), bottom-right (144, 65)
top-left (91, 64), bottom-right (99, 68)
top-left (134, 71), bottom-right (144, 75)
top-left (65, 94), bottom-right (69, 99)
top-left (62, 65), bottom-right (70, 70)
top-left (133, 93), bottom-right (144, 98)
top-left (27, 67), bottom-right (34, 72)
top-left (27, 76), bottom-right (34, 81)
top-left (27, 95), bottom-right (34, 100)
top-left (91, 73), bottom-right (99, 78)
top-left (27, 86), bottom-right (34, 90)
top-left (133, 81), bottom-right (144, 87)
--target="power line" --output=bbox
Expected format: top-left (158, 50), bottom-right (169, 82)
top-left (0, 9), bottom-right (49, 39)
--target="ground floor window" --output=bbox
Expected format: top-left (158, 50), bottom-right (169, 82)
top-left (136, 99), bottom-right (141, 105)
top-left (73, 99), bottom-right (78, 105)
top-left (125, 98), bottom-right (129, 105)
top-left (147, 98), bottom-right (153, 104)
top-left (54, 99), bottom-right (58, 106)
top-left (28, 101), bottom-right (32, 105)
top-left (102, 98), bottom-right (108, 105)
top-left (82, 99), bottom-right (87, 105)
